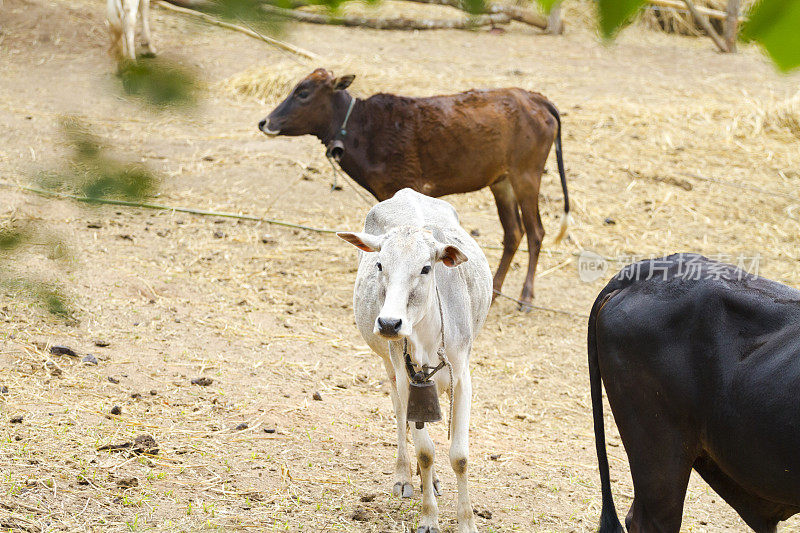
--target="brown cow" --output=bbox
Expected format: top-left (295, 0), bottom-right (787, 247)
top-left (258, 69), bottom-right (570, 310)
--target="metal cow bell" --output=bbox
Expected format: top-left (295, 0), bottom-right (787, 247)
top-left (407, 378), bottom-right (442, 430)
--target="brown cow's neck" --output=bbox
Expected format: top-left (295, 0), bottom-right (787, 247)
top-left (318, 91), bottom-right (357, 146)
top-left (314, 92), bottom-right (385, 200)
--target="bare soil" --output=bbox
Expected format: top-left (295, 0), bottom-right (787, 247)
top-left (1, 0), bottom-right (799, 531)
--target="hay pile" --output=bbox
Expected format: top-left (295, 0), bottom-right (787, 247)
top-left (732, 91), bottom-right (800, 141)
top-left (217, 60), bottom-right (522, 103)
top-left (769, 91), bottom-right (800, 139)
top-left (218, 63), bottom-right (310, 103)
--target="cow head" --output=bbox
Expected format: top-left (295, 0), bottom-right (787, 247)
top-left (258, 68), bottom-right (355, 138)
top-left (338, 227), bottom-right (467, 340)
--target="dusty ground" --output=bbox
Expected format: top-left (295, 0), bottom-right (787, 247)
top-left (1, 0), bottom-right (799, 531)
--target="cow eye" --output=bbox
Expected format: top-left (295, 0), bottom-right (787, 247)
top-left (296, 89), bottom-right (310, 99)
top-left (421, 265), bottom-right (431, 275)
top-left (376, 262), bottom-right (382, 271)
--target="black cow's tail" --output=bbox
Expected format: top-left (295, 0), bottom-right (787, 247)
top-left (588, 289), bottom-right (624, 533)
top-left (543, 100), bottom-right (571, 244)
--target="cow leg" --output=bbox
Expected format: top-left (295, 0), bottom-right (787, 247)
top-left (411, 425), bottom-right (439, 532)
top-left (450, 368), bottom-right (477, 533)
top-left (417, 462), bottom-right (442, 497)
top-left (108, 22), bottom-right (123, 62)
top-left (489, 179), bottom-right (524, 301)
top-left (693, 455), bottom-right (782, 533)
top-left (384, 354), bottom-right (413, 498)
top-left (621, 426), bottom-right (694, 533)
top-left (121, 0), bottom-right (137, 60)
top-left (139, 0), bottom-right (156, 56)
top-left (509, 173), bottom-right (544, 311)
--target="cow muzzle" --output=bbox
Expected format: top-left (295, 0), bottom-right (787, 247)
top-left (258, 118), bottom-right (281, 136)
top-left (375, 317), bottom-right (404, 338)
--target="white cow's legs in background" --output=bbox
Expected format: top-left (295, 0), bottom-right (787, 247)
top-left (411, 425), bottom-right (439, 532)
top-left (121, 0), bottom-right (137, 60)
top-left (384, 352), bottom-right (413, 498)
top-left (450, 367), bottom-right (478, 533)
top-left (139, 0), bottom-right (156, 56)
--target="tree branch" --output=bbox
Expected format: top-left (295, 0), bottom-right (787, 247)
top-left (157, 0), bottom-right (321, 60)
top-left (261, 4), bottom-right (510, 30)
top-left (682, 0), bottom-right (730, 52)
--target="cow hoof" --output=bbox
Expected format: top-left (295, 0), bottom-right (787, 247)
top-left (416, 528), bottom-right (439, 533)
top-left (517, 301), bottom-right (534, 313)
top-left (420, 479), bottom-right (442, 496)
top-left (393, 482), bottom-right (413, 498)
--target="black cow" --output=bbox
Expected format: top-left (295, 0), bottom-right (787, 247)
top-left (589, 253), bottom-right (800, 533)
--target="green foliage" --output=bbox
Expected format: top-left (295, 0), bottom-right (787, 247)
top-left (204, 0), bottom-right (289, 30)
top-left (0, 228), bottom-right (30, 252)
top-left (38, 286), bottom-right (70, 317)
top-left (742, 0), bottom-right (800, 71)
top-left (0, 277), bottom-right (71, 317)
top-left (52, 117), bottom-right (158, 202)
top-left (595, 0), bottom-right (645, 39)
top-left (118, 58), bottom-right (198, 109)
top-left (461, 0), bottom-right (487, 15)
top-left (534, 0), bottom-right (560, 14)
top-left (2, 119), bottom-right (158, 318)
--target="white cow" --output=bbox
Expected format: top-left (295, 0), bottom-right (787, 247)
top-left (107, 0), bottom-right (156, 62)
top-left (338, 188), bottom-right (492, 533)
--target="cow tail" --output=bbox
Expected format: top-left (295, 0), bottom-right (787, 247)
top-left (543, 100), bottom-right (571, 244)
top-left (588, 289), bottom-right (624, 533)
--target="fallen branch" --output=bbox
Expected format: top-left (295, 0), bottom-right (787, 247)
top-left (404, 0), bottom-right (548, 29)
top-left (682, 0), bottom-right (729, 52)
top-left (724, 0), bottom-right (739, 52)
top-left (0, 182), bottom-right (341, 234)
top-left (261, 4), bottom-right (510, 30)
top-left (649, 0), bottom-right (744, 22)
top-left (157, 0), bottom-right (320, 60)
top-left (485, 3), bottom-right (547, 29)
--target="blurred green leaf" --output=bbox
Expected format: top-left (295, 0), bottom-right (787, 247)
top-left (741, 0), bottom-right (800, 71)
top-left (38, 287), bottom-right (70, 317)
top-left (204, 0), bottom-right (288, 30)
top-left (0, 278), bottom-right (72, 318)
top-left (461, 0), bottom-right (486, 15)
top-left (80, 164), bottom-right (156, 201)
top-left (534, 0), bottom-right (560, 15)
top-left (47, 118), bottom-right (159, 202)
top-left (0, 228), bottom-right (29, 252)
top-left (598, 0), bottom-right (645, 39)
top-left (118, 58), bottom-right (198, 109)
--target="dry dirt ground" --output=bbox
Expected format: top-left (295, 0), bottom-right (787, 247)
top-left (1, 0), bottom-right (799, 531)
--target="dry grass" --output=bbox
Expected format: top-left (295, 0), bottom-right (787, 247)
top-left (2, 0), bottom-right (800, 531)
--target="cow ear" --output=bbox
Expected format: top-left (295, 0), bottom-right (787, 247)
top-left (337, 232), bottom-right (382, 252)
top-left (333, 74), bottom-right (355, 91)
top-left (436, 244), bottom-right (467, 267)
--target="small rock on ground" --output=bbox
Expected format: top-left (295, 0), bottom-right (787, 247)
top-left (132, 434), bottom-right (158, 455)
top-left (474, 506), bottom-right (493, 519)
top-left (50, 345), bottom-right (77, 357)
top-left (191, 377), bottom-right (213, 386)
top-left (116, 477), bottom-right (138, 488)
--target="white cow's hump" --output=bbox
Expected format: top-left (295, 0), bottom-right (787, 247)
top-left (364, 188), bottom-right (459, 235)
